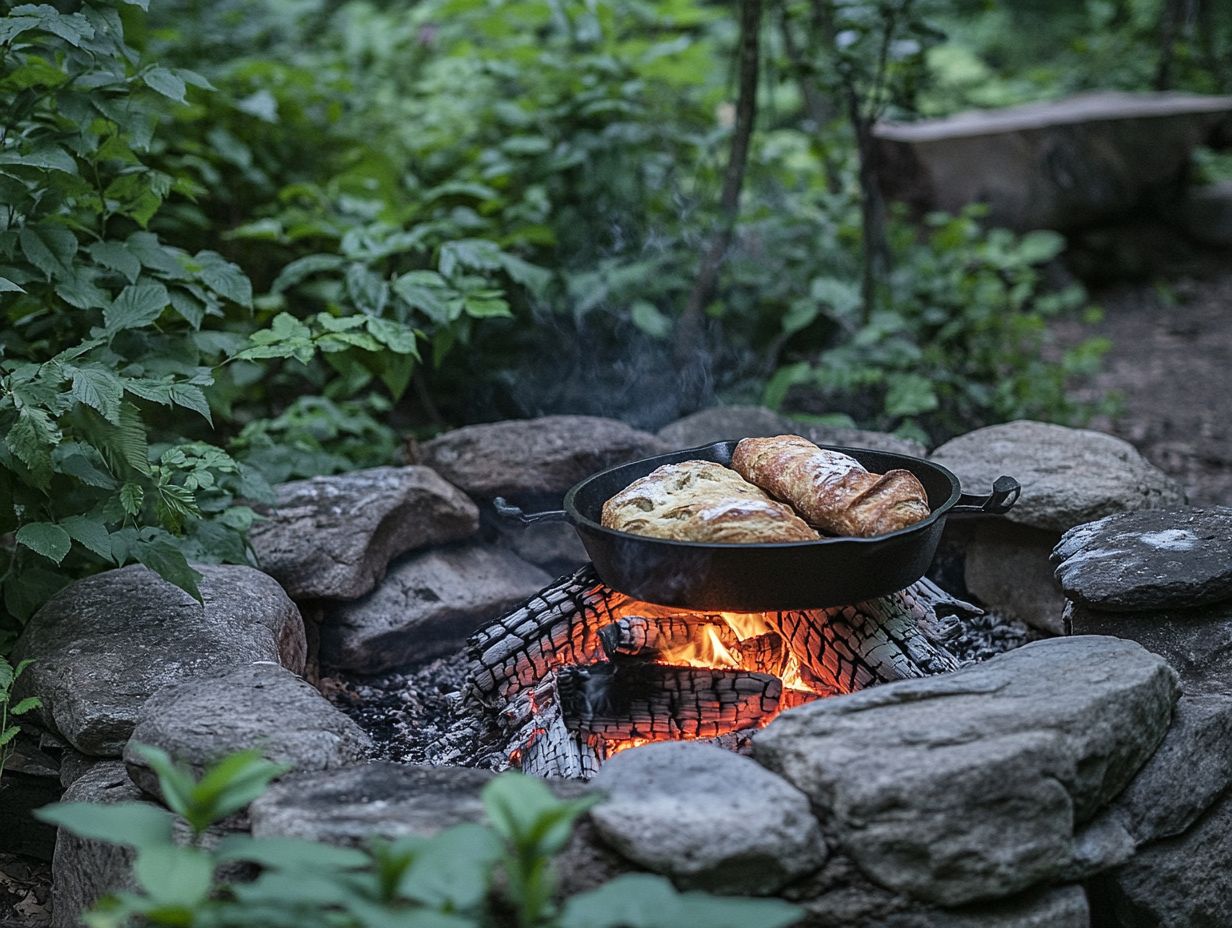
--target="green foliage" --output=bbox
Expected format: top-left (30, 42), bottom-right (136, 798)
top-left (0, 655), bottom-right (40, 783)
top-left (766, 208), bottom-right (1109, 443)
top-left (38, 749), bottom-right (802, 928)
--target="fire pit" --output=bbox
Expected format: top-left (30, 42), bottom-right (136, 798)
top-left (458, 565), bottom-right (976, 778)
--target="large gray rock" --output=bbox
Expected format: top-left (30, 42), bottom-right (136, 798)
top-left (965, 522), bottom-right (1068, 635)
top-left (320, 544), bottom-right (551, 674)
top-left (50, 763), bottom-right (241, 928)
top-left (1100, 694), bottom-right (1232, 847)
top-left (123, 663), bottom-right (371, 797)
top-left (1052, 508), bottom-right (1232, 611)
top-left (249, 762), bottom-right (493, 844)
top-left (656, 405), bottom-right (927, 457)
top-left (491, 518), bottom-right (588, 575)
top-left (930, 420), bottom-right (1185, 533)
top-left (419, 416), bottom-right (667, 500)
top-left (588, 742), bottom-right (826, 895)
top-left (1093, 788), bottom-right (1232, 928)
top-left (11, 565), bottom-right (306, 756)
top-left (754, 636), bottom-right (1178, 907)
top-left (51, 762), bottom-right (143, 928)
top-left (249, 466), bottom-right (478, 600)
top-left (1067, 601), bottom-right (1232, 696)
top-left (793, 857), bottom-right (1089, 928)
top-left (875, 91), bottom-right (1232, 231)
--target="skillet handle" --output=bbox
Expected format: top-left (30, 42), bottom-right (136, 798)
top-left (492, 497), bottom-right (568, 525)
top-left (951, 476), bottom-right (1021, 515)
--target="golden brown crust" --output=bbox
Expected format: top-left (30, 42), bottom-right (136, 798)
top-left (600, 460), bottom-right (820, 543)
top-left (731, 435), bottom-right (930, 537)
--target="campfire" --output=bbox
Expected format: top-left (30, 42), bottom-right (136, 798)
top-left (465, 565), bottom-right (975, 778)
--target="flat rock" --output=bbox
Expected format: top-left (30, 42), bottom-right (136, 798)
top-left (419, 416), bottom-right (667, 500)
top-left (1052, 507), bottom-right (1232, 611)
top-left (589, 742), bottom-right (826, 895)
top-left (655, 405), bottom-right (927, 457)
top-left (879, 886), bottom-right (1090, 928)
top-left (754, 636), bottom-right (1178, 907)
top-left (1093, 788), bottom-right (1232, 928)
top-left (249, 466), bottom-right (478, 600)
top-left (874, 91), bottom-right (1232, 231)
top-left (930, 420), bottom-right (1186, 532)
top-left (123, 663), bottom-right (372, 797)
top-left (1067, 600), bottom-right (1232, 696)
top-left (490, 517), bottom-right (589, 575)
top-left (320, 544), bottom-right (551, 674)
top-left (248, 762), bottom-right (494, 844)
top-left (11, 565), bottom-right (306, 756)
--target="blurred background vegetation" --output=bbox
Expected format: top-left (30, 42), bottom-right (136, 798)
top-left (2, 0), bottom-right (1230, 646)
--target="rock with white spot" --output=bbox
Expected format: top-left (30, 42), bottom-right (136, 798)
top-left (1053, 508), bottom-right (1232, 611)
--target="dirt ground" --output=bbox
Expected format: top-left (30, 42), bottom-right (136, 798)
top-left (1059, 254), bottom-right (1232, 507)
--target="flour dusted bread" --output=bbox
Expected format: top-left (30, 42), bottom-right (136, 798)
top-left (731, 435), bottom-right (930, 537)
top-left (601, 460), bottom-right (820, 543)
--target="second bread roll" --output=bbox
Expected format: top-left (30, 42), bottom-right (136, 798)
top-left (731, 434), bottom-right (930, 537)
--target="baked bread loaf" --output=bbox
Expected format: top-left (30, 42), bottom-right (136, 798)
top-left (731, 435), bottom-right (930, 537)
top-left (601, 460), bottom-right (820, 543)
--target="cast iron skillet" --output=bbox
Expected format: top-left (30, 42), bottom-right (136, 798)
top-left (495, 440), bottom-right (1019, 612)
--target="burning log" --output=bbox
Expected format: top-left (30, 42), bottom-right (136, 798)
top-left (555, 662), bottom-right (811, 742)
top-left (771, 587), bottom-right (964, 695)
top-left (597, 614), bottom-right (741, 661)
top-left (467, 566), bottom-right (616, 704)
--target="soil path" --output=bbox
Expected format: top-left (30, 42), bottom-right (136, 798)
top-left (1059, 258), bottom-right (1232, 506)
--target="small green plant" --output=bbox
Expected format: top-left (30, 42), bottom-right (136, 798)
top-left (0, 656), bottom-right (40, 784)
top-left (38, 746), bottom-right (803, 928)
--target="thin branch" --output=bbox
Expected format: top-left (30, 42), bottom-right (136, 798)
top-left (673, 0), bottom-right (763, 390)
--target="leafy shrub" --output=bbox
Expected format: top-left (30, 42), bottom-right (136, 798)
top-left (0, 0), bottom-right (429, 648)
top-left (764, 208), bottom-right (1110, 444)
top-left (39, 746), bottom-right (803, 928)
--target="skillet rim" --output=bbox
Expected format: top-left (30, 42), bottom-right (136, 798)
top-left (562, 439), bottom-right (963, 549)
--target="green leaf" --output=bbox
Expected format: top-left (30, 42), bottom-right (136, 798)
top-left (271, 254), bottom-right (344, 294)
top-left (365, 318), bottom-right (419, 356)
top-left (10, 696), bottom-right (41, 716)
top-left (560, 874), bottom-right (801, 928)
top-left (884, 373), bottom-right (940, 417)
top-left (133, 845), bottom-right (214, 907)
top-left (60, 515), bottom-right (114, 562)
top-left (15, 522), bottom-right (72, 565)
top-left (1016, 230), bottom-right (1066, 265)
top-left (0, 277), bottom-right (26, 293)
top-left (5, 408), bottom-right (59, 489)
top-left (104, 282), bottom-right (169, 333)
top-left (482, 772), bottom-right (598, 856)
top-left (0, 146), bottom-right (77, 174)
top-left (142, 67), bottom-right (187, 103)
top-left (20, 225), bottom-right (77, 280)
top-left (120, 483), bottom-right (144, 516)
top-left (214, 836), bottom-right (369, 871)
top-left (133, 534), bottom-right (202, 602)
top-left (167, 384), bottom-right (213, 425)
top-left (630, 301), bottom-right (671, 340)
top-left (36, 802), bottom-right (175, 851)
top-left (71, 368), bottom-right (124, 423)
top-left (195, 251), bottom-right (252, 307)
